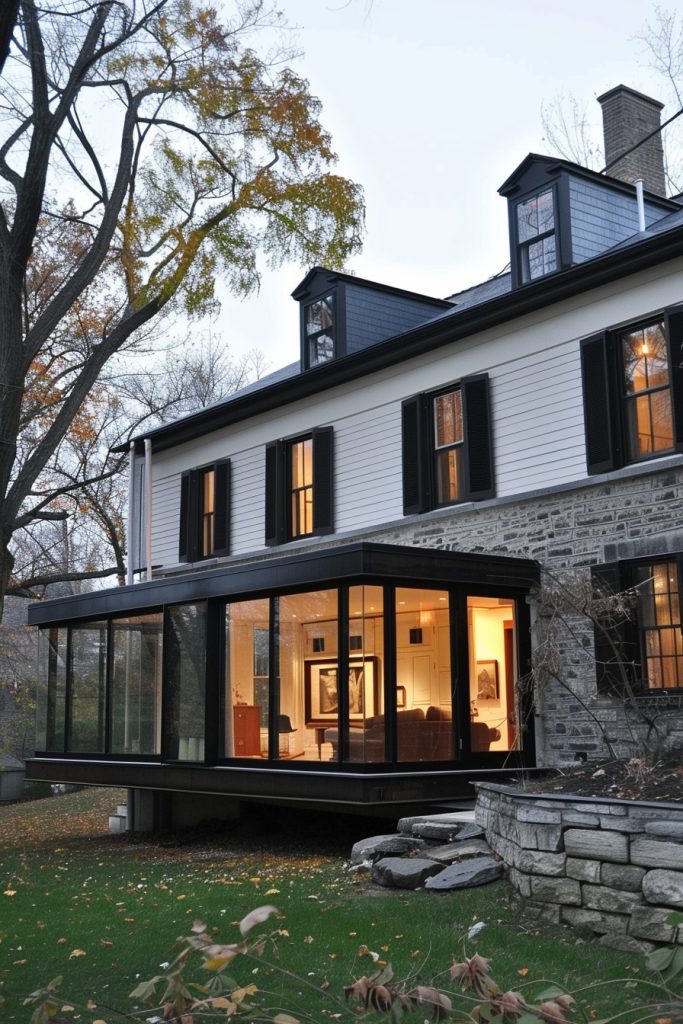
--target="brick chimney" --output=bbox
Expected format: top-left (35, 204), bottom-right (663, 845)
top-left (597, 85), bottom-right (666, 196)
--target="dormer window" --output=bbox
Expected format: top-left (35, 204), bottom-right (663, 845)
top-left (305, 293), bottom-right (335, 366)
top-left (516, 188), bottom-right (556, 282)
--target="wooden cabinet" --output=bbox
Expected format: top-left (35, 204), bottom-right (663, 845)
top-left (233, 705), bottom-right (261, 756)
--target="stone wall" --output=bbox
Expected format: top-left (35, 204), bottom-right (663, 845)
top-left (476, 782), bottom-right (683, 952)
top-left (374, 459), bottom-right (683, 764)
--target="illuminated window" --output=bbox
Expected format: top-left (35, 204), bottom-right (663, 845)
top-left (581, 309), bottom-right (683, 475)
top-left (265, 428), bottom-right (334, 545)
top-left (289, 437), bottom-right (314, 538)
top-left (634, 561), bottom-right (683, 689)
top-left (621, 321), bottom-right (674, 461)
top-left (179, 461), bottom-right (230, 562)
top-left (433, 388), bottom-right (463, 505)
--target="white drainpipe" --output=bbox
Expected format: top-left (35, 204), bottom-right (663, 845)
top-left (144, 438), bottom-right (153, 581)
top-left (126, 442), bottom-right (135, 586)
top-left (635, 178), bottom-right (646, 232)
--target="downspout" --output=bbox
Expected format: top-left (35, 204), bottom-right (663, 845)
top-left (126, 442), bottom-right (135, 586)
top-left (144, 438), bottom-right (153, 582)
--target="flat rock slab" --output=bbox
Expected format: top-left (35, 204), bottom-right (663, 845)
top-left (428, 839), bottom-right (492, 863)
top-left (425, 855), bottom-right (504, 891)
top-left (350, 834), bottom-right (426, 865)
top-left (372, 856), bottom-right (443, 889)
top-left (412, 821), bottom-right (484, 842)
top-left (398, 811), bottom-right (475, 835)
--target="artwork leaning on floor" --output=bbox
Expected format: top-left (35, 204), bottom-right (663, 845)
top-left (305, 657), bottom-right (377, 726)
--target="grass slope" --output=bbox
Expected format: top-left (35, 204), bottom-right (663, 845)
top-left (0, 788), bottom-right (670, 1022)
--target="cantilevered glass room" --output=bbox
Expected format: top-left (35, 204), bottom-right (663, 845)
top-left (28, 544), bottom-right (538, 808)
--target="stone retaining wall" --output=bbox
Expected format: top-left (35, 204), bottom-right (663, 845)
top-left (475, 782), bottom-right (683, 952)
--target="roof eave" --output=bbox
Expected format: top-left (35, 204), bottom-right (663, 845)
top-left (120, 222), bottom-right (683, 454)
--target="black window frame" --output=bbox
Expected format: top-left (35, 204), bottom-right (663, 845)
top-left (265, 427), bottom-right (334, 546)
top-left (581, 306), bottom-right (683, 475)
top-left (179, 459), bottom-right (231, 563)
top-left (593, 557), bottom-right (683, 695)
top-left (513, 184), bottom-right (559, 285)
top-left (401, 374), bottom-right (494, 515)
top-left (302, 290), bottom-right (337, 369)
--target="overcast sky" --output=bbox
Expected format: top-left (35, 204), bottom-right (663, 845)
top-left (208, 0), bottom-right (678, 370)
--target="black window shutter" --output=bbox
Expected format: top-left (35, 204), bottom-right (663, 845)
top-left (178, 472), bottom-right (190, 562)
top-left (401, 395), bottom-right (429, 514)
top-left (665, 306), bottom-right (683, 452)
top-left (581, 332), bottom-right (619, 474)
top-left (461, 374), bottom-right (495, 500)
top-left (178, 469), bottom-right (199, 562)
top-left (591, 562), bottom-right (631, 695)
top-left (213, 459), bottom-right (231, 556)
top-left (264, 441), bottom-right (283, 546)
top-left (312, 427), bottom-right (334, 534)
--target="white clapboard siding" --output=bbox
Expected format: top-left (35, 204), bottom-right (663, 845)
top-left (335, 403), bottom-right (403, 532)
top-left (231, 447), bottom-right (266, 553)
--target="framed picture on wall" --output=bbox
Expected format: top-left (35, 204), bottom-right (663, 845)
top-left (476, 660), bottom-right (499, 701)
top-left (305, 657), bottom-right (378, 726)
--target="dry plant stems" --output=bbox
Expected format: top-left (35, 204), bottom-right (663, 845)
top-left (526, 567), bottom-right (672, 765)
top-left (21, 906), bottom-right (683, 1024)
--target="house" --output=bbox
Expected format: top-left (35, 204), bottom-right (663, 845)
top-left (26, 85), bottom-right (683, 829)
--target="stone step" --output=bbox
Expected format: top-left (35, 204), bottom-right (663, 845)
top-left (108, 813), bottom-right (127, 833)
top-left (116, 804), bottom-right (128, 817)
top-left (397, 810), bottom-right (476, 835)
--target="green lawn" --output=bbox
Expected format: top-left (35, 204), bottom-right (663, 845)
top-left (0, 788), bottom-right (675, 1022)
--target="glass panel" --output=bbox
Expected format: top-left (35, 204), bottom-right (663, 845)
top-left (37, 627), bottom-right (67, 752)
top-left (68, 621), bottom-right (107, 753)
top-left (166, 603), bottom-right (207, 760)
top-left (312, 333), bottom-right (334, 364)
top-left (635, 561), bottom-right (683, 689)
top-left (517, 189), bottom-right (554, 242)
top-left (434, 390), bottom-right (462, 448)
top-left (626, 391), bottom-right (673, 457)
top-left (306, 296), bottom-right (334, 335)
top-left (290, 438), bottom-right (313, 538)
top-left (278, 590), bottom-right (337, 761)
top-left (396, 587), bottom-right (453, 762)
top-left (517, 196), bottom-right (539, 243)
top-left (467, 597), bottom-right (519, 753)
top-left (345, 586), bottom-right (384, 763)
top-left (527, 234), bottom-right (556, 279)
top-left (224, 599), bottom-right (270, 759)
top-left (435, 447), bottom-right (462, 505)
top-left (110, 613), bottom-right (162, 755)
top-left (622, 323), bottom-right (669, 395)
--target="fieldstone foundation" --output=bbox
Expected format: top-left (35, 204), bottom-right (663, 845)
top-left (476, 782), bottom-right (683, 951)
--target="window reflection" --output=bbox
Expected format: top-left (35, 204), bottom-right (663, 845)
top-left (621, 322), bottom-right (673, 459)
top-left (166, 603), bottom-right (206, 761)
top-left (68, 621), bottom-right (107, 753)
top-left (111, 614), bottom-right (162, 755)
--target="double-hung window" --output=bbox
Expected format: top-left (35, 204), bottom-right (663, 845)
top-left (402, 375), bottom-right (494, 514)
top-left (305, 294), bottom-right (335, 367)
top-left (179, 460), bottom-right (231, 562)
top-left (515, 188), bottom-right (557, 283)
top-left (265, 428), bottom-right (334, 545)
top-left (593, 559), bottom-right (683, 693)
top-left (581, 307), bottom-right (683, 475)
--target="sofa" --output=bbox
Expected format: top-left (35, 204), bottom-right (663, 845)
top-left (324, 706), bottom-right (501, 761)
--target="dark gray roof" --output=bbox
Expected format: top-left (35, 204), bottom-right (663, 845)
top-left (443, 273), bottom-right (512, 313)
